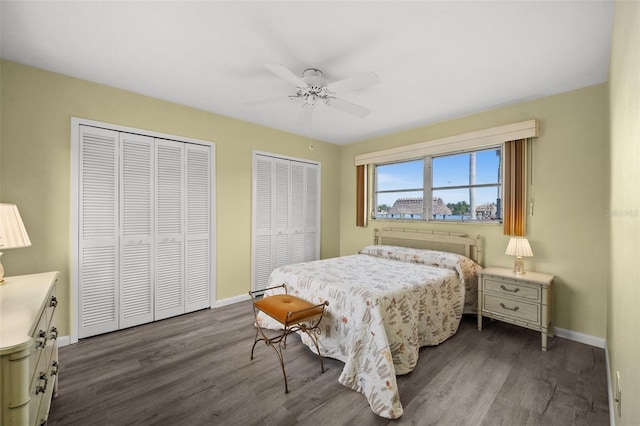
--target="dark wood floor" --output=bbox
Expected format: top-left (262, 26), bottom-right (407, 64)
top-left (49, 302), bottom-right (609, 425)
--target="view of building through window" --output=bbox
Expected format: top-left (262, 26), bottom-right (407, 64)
top-left (374, 147), bottom-right (502, 221)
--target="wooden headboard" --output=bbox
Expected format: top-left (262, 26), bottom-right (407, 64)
top-left (374, 228), bottom-right (484, 266)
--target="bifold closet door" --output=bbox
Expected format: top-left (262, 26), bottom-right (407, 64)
top-left (253, 154), bottom-right (320, 292)
top-left (273, 159), bottom-right (291, 270)
top-left (304, 164), bottom-right (320, 262)
top-left (78, 124), bottom-right (213, 337)
top-left (290, 162), bottom-right (320, 264)
top-left (119, 133), bottom-right (154, 329)
top-left (155, 139), bottom-right (185, 321)
top-left (254, 156), bottom-right (293, 290)
top-left (254, 155), bottom-right (274, 292)
top-left (79, 126), bottom-right (119, 338)
top-left (185, 143), bottom-right (212, 312)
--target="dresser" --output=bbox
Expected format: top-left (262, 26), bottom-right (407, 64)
top-left (0, 272), bottom-right (59, 426)
top-left (477, 267), bottom-right (554, 351)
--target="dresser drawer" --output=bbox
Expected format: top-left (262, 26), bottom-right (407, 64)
top-left (1, 272), bottom-right (59, 426)
top-left (483, 277), bottom-right (540, 302)
top-left (32, 340), bottom-right (58, 426)
top-left (483, 294), bottom-right (540, 325)
top-left (478, 268), bottom-right (554, 351)
top-left (28, 315), bottom-right (49, 386)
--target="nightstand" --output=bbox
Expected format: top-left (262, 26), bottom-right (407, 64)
top-left (477, 267), bottom-right (554, 351)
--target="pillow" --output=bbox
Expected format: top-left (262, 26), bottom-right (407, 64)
top-left (359, 244), bottom-right (482, 283)
top-left (359, 245), bottom-right (458, 268)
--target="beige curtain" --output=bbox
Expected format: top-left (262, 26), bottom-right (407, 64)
top-left (503, 139), bottom-right (526, 236)
top-left (356, 165), bottom-right (366, 227)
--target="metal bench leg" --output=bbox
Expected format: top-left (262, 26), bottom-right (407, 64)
top-left (248, 289), bottom-right (328, 394)
top-left (250, 305), bottom-right (291, 393)
top-left (300, 326), bottom-right (325, 374)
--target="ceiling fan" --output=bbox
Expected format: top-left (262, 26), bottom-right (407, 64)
top-left (263, 63), bottom-right (379, 126)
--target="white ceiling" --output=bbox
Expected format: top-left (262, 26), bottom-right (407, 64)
top-left (0, 1), bottom-right (613, 145)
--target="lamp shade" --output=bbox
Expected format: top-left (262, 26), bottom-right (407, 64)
top-left (505, 236), bottom-right (533, 257)
top-left (0, 203), bottom-right (31, 249)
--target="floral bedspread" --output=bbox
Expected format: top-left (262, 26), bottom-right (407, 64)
top-left (257, 246), bottom-right (481, 419)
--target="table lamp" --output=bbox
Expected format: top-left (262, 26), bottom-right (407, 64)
top-left (505, 236), bottom-right (533, 275)
top-left (0, 203), bottom-right (32, 284)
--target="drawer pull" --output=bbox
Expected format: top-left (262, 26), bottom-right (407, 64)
top-left (50, 296), bottom-right (58, 307)
top-left (51, 361), bottom-right (59, 376)
top-left (500, 302), bottom-right (520, 312)
top-left (49, 326), bottom-right (59, 340)
top-left (35, 335), bottom-right (47, 349)
top-left (500, 285), bottom-right (520, 293)
top-left (36, 372), bottom-right (48, 394)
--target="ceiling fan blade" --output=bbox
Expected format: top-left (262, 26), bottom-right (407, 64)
top-left (264, 63), bottom-right (308, 88)
top-left (296, 104), bottom-right (315, 128)
top-left (327, 71), bottom-right (379, 93)
top-left (326, 97), bottom-right (371, 118)
top-left (244, 95), bottom-right (288, 106)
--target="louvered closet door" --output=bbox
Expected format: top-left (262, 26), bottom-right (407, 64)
top-left (119, 133), bottom-right (154, 328)
top-left (185, 143), bottom-right (211, 312)
top-left (290, 162), bottom-right (306, 264)
top-left (273, 159), bottom-right (291, 269)
top-left (79, 126), bottom-right (119, 338)
top-left (304, 164), bottom-right (320, 261)
top-left (155, 139), bottom-right (185, 320)
top-left (254, 155), bottom-right (274, 291)
top-left (252, 154), bottom-right (320, 292)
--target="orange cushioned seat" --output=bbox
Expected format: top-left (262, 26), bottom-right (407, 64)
top-left (253, 294), bottom-right (325, 325)
top-left (249, 284), bottom-right (329, 394)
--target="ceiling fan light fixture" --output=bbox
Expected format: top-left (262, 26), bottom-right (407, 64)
top-left (264, 63), bottom-right (378, 120)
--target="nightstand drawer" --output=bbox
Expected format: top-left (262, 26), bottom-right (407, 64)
top-left (484, 278), bottom-right (540, 302)
top-left (483, 294), bottom-right (540, 324)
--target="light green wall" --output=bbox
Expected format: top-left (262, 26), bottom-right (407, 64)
top-left (609, 1), bottom-right (640, 423)
top-left (0, 60), bottom-right (342, 337)
top-left (0, 58), bottom-right (615, 349)
top-left (339, 84), bottom-right (610, 338)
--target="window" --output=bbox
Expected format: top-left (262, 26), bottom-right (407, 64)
top-left (374, 146), bottom-right (502, 222)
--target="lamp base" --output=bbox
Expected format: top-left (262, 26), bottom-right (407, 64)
top-left (513, 256), bottom-right (525, 275)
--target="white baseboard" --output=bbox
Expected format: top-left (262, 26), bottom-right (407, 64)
top-left (605, 342), bottom-right (615, 426)
top-left (554, 326), bottom-right (605, 349)
top-left (58, 335), bottom-right (71, 348)
top-left (214, 293), bottom-right (250, 308)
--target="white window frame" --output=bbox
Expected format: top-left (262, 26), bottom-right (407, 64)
top-left (373, 145), bottom-right (503, 222)
top-left (359, 119), bottom-right (538, 224)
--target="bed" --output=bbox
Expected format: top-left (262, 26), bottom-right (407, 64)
top-left (256, 228), bottom-right (483, 419)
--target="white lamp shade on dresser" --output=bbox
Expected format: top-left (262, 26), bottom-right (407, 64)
top-left (505, 236), bottom-right (533, 275)
top-left (0, 203), bottom-right (31, 249)
top-left (0, 203), bottom-right (32, 283)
